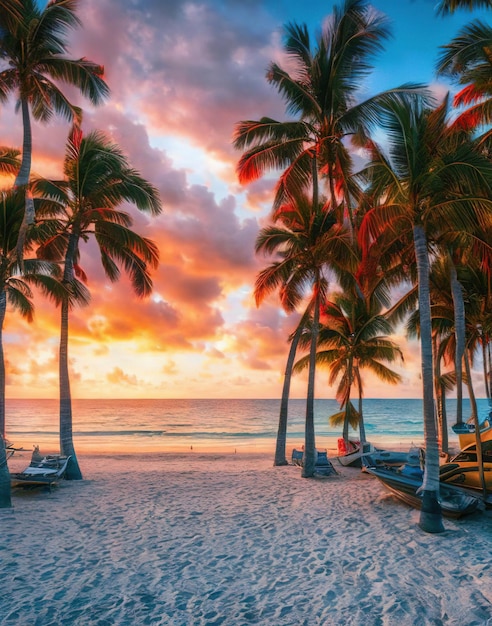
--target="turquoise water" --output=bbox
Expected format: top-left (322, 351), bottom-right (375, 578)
top-left (5, 397), bottom-right (490, 454)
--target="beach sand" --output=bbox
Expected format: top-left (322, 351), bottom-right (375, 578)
top-left (2, 451), bottom-right (492, 626)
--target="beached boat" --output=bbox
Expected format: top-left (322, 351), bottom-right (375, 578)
top-left (336, 439), bottom-right (421, 468)
top-left (364, 463), bottom-right (481, 518)
top-left (336, 439), bottom-right (376, 467)
top-left (291, 448), bottom-right (338, 476)
top-left (11, 454), bottom-right (71, 490)
top-left (453, 417), bottom-right (492, 449)
top-left (439, 440), bottom-right (492, 492)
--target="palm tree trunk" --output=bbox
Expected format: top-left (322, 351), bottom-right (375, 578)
top-left (302, 289), bottom-right (319, 478)
top-left (0, 291), bottom-right (11, 507)
top-left (449, 262), bottom-right (464, 425)
top-left (15, 99), bottom-right (35, 262)
top-left (59, 297), bottom-right (81, 479)
top-left (356, 367), bottom-right (367, 445)
top-left (59, 233), bottom-right (82, 480)
top-left (15, 99), bottom-right (32, 188)
top-left (433, 334), bottom-right (448, 456)
top-left (481, 333), bottom-right (490, 400)
top-left (274, 325), bottom-right (302, 466)
top-left (413, 224), bottom-right (444, 533)
top-left (342, 411), bottom-right (350, 441)
top-left (485, 332), bottom-right (492, 405)
top-left (0, 291), bottom-right (6, 440)
top-left (464, 350), bottom-right (487, 497)
top-left (464, 349), bottom-right (479, 424)
top-left (440, 381), bottom-right (449, 456)
top-left (0, 433), bottom-right (11, 508)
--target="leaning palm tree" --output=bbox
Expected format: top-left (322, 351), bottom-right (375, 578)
top-left (0, 0), bottom-right (109, 250)
top-left (34, 127), bottom-right (162, 479)
top-left (0, 188), bottom-right (66, 507)
top-left (359, 95), bottom-right (492, 532)
top-left (295, 291), bottom-right (403, 447)
top-left (255, 191), bottom-right (356, 476)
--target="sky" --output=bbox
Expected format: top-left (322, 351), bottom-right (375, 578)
top-left (0, 0), bottom-right (490, 400)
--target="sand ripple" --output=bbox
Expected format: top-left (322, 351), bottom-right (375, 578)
top-left (2, 453), bottom-right (491, 625)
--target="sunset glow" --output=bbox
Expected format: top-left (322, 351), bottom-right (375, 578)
top-left (0, 0), bottom-right (489, 400)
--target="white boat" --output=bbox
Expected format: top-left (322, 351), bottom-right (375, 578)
top-left (336, 439), bottom-right (376, 467)
top-left (335, 438), bottom-right (421, 468)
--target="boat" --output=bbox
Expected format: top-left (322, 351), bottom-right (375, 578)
top-left (336, 438), bottom-right (377, 467)
top-left (10, 453), bottom-right (71, 490)
top-left (364, 463), bottom-right (481, 518)
top-left (439, 440), bottom-right (492, 492)
top-left (452, 417), bottom-right (492, 449)
top-left (291, 448), bottom-right (338, 476)
top-left (337, 438), bottom-right (422, 468)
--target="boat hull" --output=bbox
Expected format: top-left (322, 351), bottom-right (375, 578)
top-left (10, 454), bottom-right (70, 490)
top-left (365, 465), bottom-right (481, 518)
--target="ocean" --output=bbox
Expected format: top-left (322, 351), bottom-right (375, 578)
top-left (5, 397), bottom-right (491, 456)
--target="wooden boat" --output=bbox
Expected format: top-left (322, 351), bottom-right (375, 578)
top-left (291, 448), bottom-right (338, 476)
top-left (364, 463), bottom-right (481, 518)
top-left (336, 439), bottom-right (376, 467)
top-left (440, 440), bottom-right (492, 492)
top-left (453, 418), bottom-right (492, 449)
top-left (11, 454), bottom-right (71, 490)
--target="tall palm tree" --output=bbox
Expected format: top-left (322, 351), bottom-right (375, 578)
top-left (235, 1), bottom-right (424, 475)
top-left (34, 127), bottom-right (162, 479)
top-left (0, 0), bottom-right (109, 251)
top-left (359, 95), bottom-right (492, 532)
top-left (0, 188), bottom-right (66, 507)
top-left (255, 192), bottom-right (356, 475)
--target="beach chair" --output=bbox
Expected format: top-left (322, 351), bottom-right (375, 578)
top-left (291, 448), bottom-right (304, 466)
top-left (291, 448), bottom-right (338, 476)
top-left (314, 450), bottom-right (338, 476)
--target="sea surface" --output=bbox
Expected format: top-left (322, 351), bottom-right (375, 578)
top-left (5, 397), bottom-right (491, 456)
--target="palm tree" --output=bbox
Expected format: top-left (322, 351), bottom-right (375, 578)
top-left (34, 127), bottom-right (162, 479)
top-left (437, 0), bottom-right (492, 14)
top-left (235, 1), bottom-right (424, 475)
top-left (0, 0), bottom-right (109, 251)
top-left (436, 19), bottom-right (492, 150)
top-left (359, 95), bottom-right (492, 532)
top-left (255, 192), bottom-right (356, 475)
top-left (295, 290), bottom-right (403, 447)
top-left (0, 188), bottom-right (66, 507)
top-left (233, 1), bottom-right (426, 228)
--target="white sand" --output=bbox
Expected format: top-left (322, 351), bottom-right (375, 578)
top-left (2, 452), bottom-right (492, 626)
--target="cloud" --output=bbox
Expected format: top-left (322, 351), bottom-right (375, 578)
top-left (106, 366), bottom-right (139, 386)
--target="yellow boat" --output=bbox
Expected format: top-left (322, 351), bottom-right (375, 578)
top-left (453, 418), bottom-right (492, 449)
top-left (439, 440), bottom-right (492, 492)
